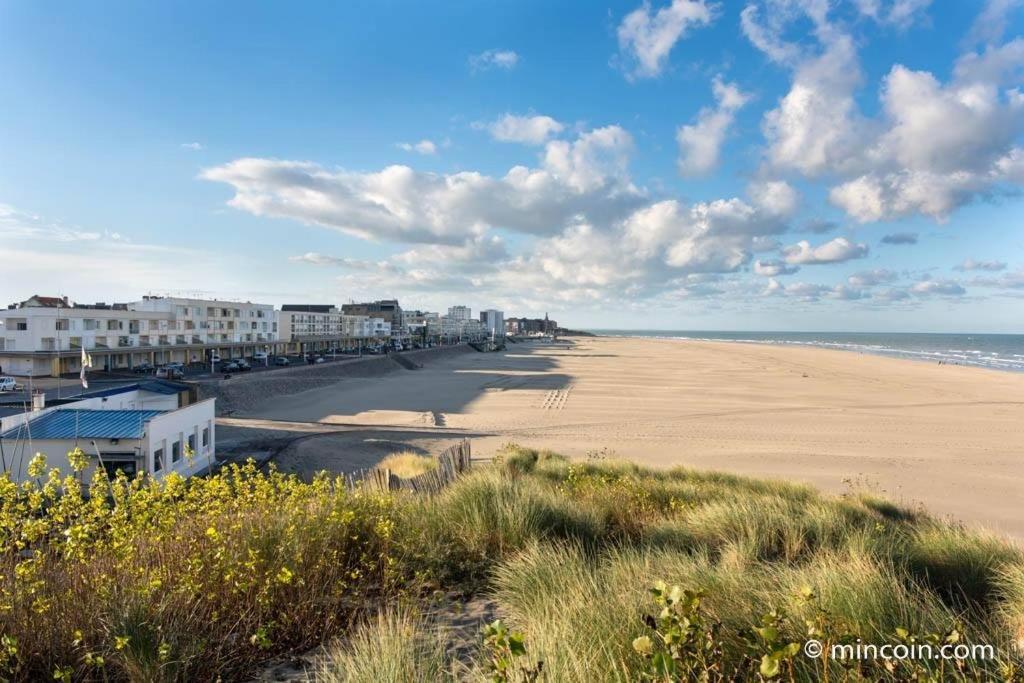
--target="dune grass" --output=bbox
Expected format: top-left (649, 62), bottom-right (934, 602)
top-left (3, 444), bottom-right (1023, 681)
top-left (376, 451), bottom-right (438, 478)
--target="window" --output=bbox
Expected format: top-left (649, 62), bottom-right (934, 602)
top-left (188, 433), bottom-right (196, 455)
top-left (171, 441), bottom-right (181, 464)
top-left (153, 448), bottom-right (164, 473)
top-left (202, 427), bottom-right (210, 448)
top-left (56, 319), bottom-right (69, 331)
top-left (16, 322), bottom-right (27, 331)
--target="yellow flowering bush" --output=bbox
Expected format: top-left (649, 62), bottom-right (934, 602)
top-left (0, 459), bottom-right (436, 682)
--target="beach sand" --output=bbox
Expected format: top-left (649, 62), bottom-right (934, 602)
top-left (240, 337), bottom-right (1024, 537)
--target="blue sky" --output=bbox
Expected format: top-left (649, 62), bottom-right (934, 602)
top-left (1, 0), bottom-right (1023, 331)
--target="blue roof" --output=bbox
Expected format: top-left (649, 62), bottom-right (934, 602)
top-left (0, 409), bottom-right (166, 440)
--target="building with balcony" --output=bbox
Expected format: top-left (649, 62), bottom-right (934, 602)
top-left (0, 294), bottom-right (280, 377)
top-left (341, 299), bottom-right (403, 336)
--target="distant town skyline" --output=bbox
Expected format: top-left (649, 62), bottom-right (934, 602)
top-left (2, 1), bottom-right (1024, 332)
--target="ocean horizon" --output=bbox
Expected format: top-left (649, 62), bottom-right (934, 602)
top-left (586, 330), bottom-right (1024, 373)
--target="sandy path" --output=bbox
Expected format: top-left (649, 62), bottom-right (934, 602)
top-left (242, 337), bottom-right (1024, 537)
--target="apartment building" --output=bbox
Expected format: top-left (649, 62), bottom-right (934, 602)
top-left (479, 309), bottom-right (505, 337)
top-left (506, 314), bottom-right (558, 336)
top-left (341, 300), bottom-right (404, 336)
top-left (0, 294), bottom-right (279, 377)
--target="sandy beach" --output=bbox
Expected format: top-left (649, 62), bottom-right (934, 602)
top-left (232, 337), bottom-right (1024, 537)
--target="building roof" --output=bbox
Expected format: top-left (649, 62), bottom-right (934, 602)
top-left (0, 409), bottom-right (166, 440)
top-left (281, 304), bottom-right (335, 313)
top-left (72, 379), bottom-right (190, 400)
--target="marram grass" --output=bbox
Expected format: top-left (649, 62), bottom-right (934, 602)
top-left (2, 444), bottom-right (1024, 681)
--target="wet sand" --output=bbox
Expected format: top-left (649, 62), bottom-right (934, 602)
top-left (241, 337), bottom-right (1024, 537)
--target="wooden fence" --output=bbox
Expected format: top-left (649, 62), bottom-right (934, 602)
top-left (344, 439), bottom-right (472, 494)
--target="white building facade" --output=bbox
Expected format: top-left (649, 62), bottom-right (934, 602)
top-left (0, 295), bottom-right (280, 377)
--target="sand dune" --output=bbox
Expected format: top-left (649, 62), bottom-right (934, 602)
top-left (245, 337), bottom-right (1024, 537)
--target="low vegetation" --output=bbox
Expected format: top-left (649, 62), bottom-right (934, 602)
top-left (375, 451), bottom-right (438, 478)
top-left (2, 445), bottom-right (1023, 681)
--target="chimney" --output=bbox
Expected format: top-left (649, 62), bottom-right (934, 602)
top-left (31, 389), bottom-right (46, 412)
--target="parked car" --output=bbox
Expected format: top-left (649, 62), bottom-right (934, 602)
top-left (0, 377), bottom-right (24, 393)
top-left (314, 356), bottom-right (325, 364)
top-left (232, 358), bottom-right (251, 370)
top-left (155, 366), bottom-right (185, 380)
top-left (210, 353), bottom-right (222, 364)
top-left (221, 360), bottom-right (241, 372)
top-left (274, 356), bottom-right (291, 366)
top-left (132, 361), bottom-right (155, 374)
top-left (253, 351), bottom-right (269, 361)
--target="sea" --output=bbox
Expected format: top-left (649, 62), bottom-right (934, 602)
top-left (587, 330), bottom-right (1024, 373)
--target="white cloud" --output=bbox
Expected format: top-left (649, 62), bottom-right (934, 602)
top-left (397, 139), bottom-right (438, 155)
top-left (847, 268), bottom-right (899, 287)
top-left (202, 127), bottom-right (644, 245)
top-left (855, 0), bottom-right (933, 28)
top-left (180, 142), bottom-right (204, 151)
top-left (782, 236), bottom-right (869, 264)
top-left (617, 0), bottom-right (716, 79)
top-left (542, 125), bottom-right (635, 192)
top-left (0, 203), bottom-right (125, 243)
top-left (955, 257), bottom-right (1008, 271)
top-left (677, 76), bottom-right (751, 176)
top-left (911, 278), bottom-right (967, 295)
top-left (970, 269), bottom-right (1024, 288)
top-left (750, 1), bottom-right (1024, 223)
top-left (967, 0), bottom-right (1023, 45)
top-left (469, 49), bottom-right (520, 72)
top-left (762, 34), bottom-right (866, 176)
top-left (481, 114), bottom-right (565, 145)
top-left (753, 258), bottom-right (799, 276)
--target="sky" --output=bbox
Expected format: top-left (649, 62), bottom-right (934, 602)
top-left (1, 0), bottom-right (1023, 332)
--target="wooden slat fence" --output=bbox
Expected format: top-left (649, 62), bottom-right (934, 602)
top-left (345, 439), bottom-right (472, 494)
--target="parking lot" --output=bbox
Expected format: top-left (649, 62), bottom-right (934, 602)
top-left (0, 343), bottom-right (455, 406)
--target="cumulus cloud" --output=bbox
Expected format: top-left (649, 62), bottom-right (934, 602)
top-left (753, 258), bottom-right (799, 276)
top-left (782, 237), bottom-right (870, 265)
top-left (747, 1), bottom-right (1024, 223)
top-left (847, 268), bottom-right (899, 287)
top-left (762, 34), bottom-right (866, 176)
top-left (677, 76), bottom-right (751, 176)
top-left (829, 48), bottom-right (1024, 222)
top-left (955, 257), bottom-right (1008, 271)
top-left (617, 0), bottom-right (716, 79)
top-left (201, 126), bottom-right (642, 245)
top-left (881, 231), bottom-right (918, 244)
top-left (396, 139), bottom-right (438, 155)
top-left (481, 114), bottom-right (565, 145)
top-left (469, 49), bottom-right (520, 72)
top-left (911, 278), bottom-right (967, 295)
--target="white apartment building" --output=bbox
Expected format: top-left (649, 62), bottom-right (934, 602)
top-left (447, 305), bottom-right (472, 321)
top-left (0, 294), bottom-right (279, 377)
top-left (340, 315), bottom-right (390, 340)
